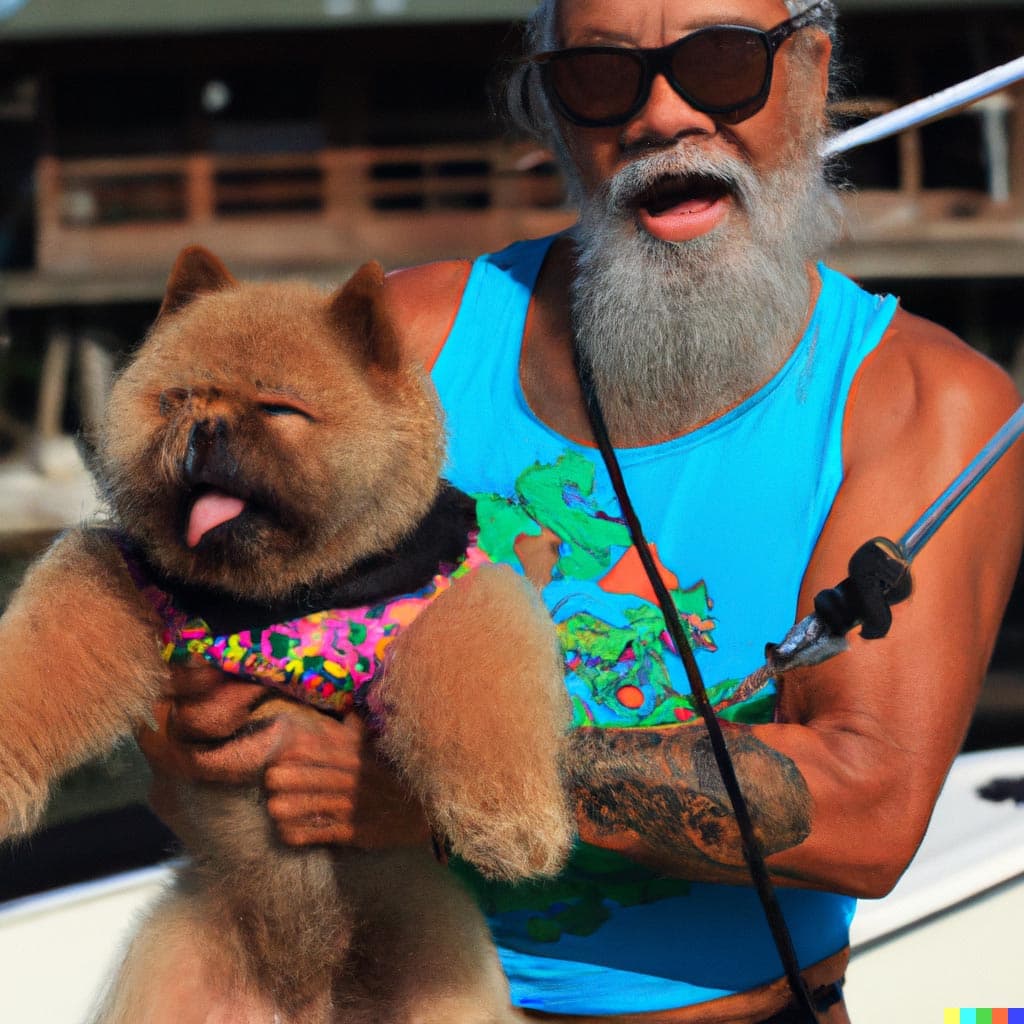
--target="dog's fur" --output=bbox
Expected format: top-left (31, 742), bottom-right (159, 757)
top-left (0, 248), bottom-right (573, 1023)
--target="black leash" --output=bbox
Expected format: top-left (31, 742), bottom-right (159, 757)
top-left (571, 339), bottom-right (820, 1024)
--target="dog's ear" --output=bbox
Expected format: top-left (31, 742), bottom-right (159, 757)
top-left (158, 246), bottom-right (238, 318)
top-left (327, 261), bottom-right (402, 372)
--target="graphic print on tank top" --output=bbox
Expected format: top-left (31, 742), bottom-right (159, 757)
top-left (471, 448), bottom-right (775, 732)
top-left (460, 448), bottom-right (777, 944)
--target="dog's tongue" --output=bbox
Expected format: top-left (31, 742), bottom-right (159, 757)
top-left (187, 491), bottom-right (246, 547)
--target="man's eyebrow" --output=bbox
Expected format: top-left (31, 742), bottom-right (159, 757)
top-left (563, 14), bottom-right (774, 48)
top-left (681, 12), bottom-right (773, 31)
top-left (561, 26), bottom-right (639, 47)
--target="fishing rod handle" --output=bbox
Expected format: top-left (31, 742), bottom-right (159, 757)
top-left (813, 537), bottom-right (913, 640)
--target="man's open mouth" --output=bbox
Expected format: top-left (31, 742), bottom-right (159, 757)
top-left (632, 173), bottom-right (733, 218)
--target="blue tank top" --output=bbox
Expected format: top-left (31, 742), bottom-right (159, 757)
top-left (431, 235), bottom-right (898, 1014)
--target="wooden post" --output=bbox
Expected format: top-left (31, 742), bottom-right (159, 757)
top-left (898, 63), bottom-right (923, 200)
top-left (186, 153), bottom-right (215, 223)
top-left (76, 329), bottom-right (116, 437)
top-left (322, 147), bottom-right (367, 224)
top-left (898, 127), bottom-right (923, 198)
top-left (35, 318), bottom-right (72, 442)
top-left (34, 155), bottom-right (64, 271)
top-left (1010, 85), bottom-right (1024, 213)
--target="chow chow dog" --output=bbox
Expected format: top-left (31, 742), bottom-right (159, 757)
top-left (0, 247), bottom-right (572, 1023)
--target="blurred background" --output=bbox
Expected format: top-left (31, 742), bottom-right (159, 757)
top-left (0, 0), bottom-right (1022, 902)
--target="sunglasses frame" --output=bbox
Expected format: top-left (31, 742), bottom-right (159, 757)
top-left (531, 1), bottom-right (826, 128)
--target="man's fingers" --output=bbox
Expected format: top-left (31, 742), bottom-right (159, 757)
top-left (182, 720), bottom-right (286, 786)
top-left (266, 791), bottom-right (355, 824)
top-left (266, 792), bottom-right (358, 847)
top-left (136, 700), bottom-right (176, 772)
top-left (160, 665), bottom-right (222, 699)
top-left (264, 763), bottom-right (358, 795)
top-left (170, 683), bottom-right (268, 743)
top-left (275, 820), bottom-right (357, 848)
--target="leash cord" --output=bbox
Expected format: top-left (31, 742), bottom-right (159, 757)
top-left (571, 340), bottom-right (820, 1024)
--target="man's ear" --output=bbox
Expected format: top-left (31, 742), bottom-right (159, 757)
top-left (811, 31), bottom-right (833, 114)
top-left (158, 246), bottom-right (237, 318)
top-left (327, 261), bottom-right (402, 372)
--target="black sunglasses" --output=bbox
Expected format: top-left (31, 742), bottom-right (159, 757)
top-left (531, 2), bottom-right (825, 128)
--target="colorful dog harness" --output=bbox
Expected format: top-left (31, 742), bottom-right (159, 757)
top-left (121, 540), bottom-right (489, 715)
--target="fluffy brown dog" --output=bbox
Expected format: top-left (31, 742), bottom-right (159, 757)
top-left (0, 247), bottom-right (572, 1023)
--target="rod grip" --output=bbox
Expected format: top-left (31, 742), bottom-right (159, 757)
top-left (813, 537), bottom-right (913, 640)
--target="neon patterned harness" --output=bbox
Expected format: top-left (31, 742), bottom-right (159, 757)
top-left (122, 542), bottom-right (489, 715)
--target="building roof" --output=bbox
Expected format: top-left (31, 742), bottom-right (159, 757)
top-left (1, 0), bottom-right (1020, 41)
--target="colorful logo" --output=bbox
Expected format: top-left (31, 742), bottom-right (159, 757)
top-left (944, 1011), bottom-right (1024, 1023)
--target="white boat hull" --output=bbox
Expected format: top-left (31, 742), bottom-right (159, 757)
top-left (1, 747), bottom-right (1022, 1023)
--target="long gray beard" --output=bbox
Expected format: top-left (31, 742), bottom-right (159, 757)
top-left (571, 146), bottom-right (843, 442)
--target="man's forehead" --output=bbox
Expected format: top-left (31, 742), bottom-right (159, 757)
top-left (555, 0), bottom-right (795, 38)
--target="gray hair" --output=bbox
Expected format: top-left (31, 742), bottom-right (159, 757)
top-left (786, 0), bottom-right (838, 29)
top-left (502, 0), bottom-right (559, 145)
top-left (501, 0), bottom-right (840, 146)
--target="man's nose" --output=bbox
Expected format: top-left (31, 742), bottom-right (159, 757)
top-left (621, 72), bottom-right (716, 149)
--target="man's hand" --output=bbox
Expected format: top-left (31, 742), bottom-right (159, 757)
top-left (141, 679), bottom-right (274, 787)
top-left (138, 682), bottom-right (431, 851)
top-left (263, 710), bottom-right (432, 849)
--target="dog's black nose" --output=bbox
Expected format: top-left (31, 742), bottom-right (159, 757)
top-left (183, 418), bottom-right (236, 483)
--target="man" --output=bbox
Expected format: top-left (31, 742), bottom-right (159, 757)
top-left (143, 1), bottom-right (1024, 1020)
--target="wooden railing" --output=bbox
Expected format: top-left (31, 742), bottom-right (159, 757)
top-left (35, 142), bottom-right (574, 274)
top-left (31, 91), bottom-right (1024, 277)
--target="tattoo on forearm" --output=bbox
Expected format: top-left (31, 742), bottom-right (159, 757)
top-left (565, 725), bottom-right (812, 870)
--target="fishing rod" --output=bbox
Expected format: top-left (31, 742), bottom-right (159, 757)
top-left (575, 52), bottom-right (1024, 1024)
top-left (717, 57), bottom-right (1024, 1018)
top-left (823, 54), bottom-right (1024, 158)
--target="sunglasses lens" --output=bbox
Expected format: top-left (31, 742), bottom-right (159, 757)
top-left (547, 51), bottom-right (643, 124)
top-left (672, 28), bottom-right (770, 119)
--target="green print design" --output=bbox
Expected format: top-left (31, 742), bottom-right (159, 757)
top-left (455, 844), bottom-right (692, 943)
top-left (473, 451), bottom-right (632, 579)
top-left (473, 450), bottom-right (759, 727)
top-left (559, 588), bottom-right (722, 727)
top-left (465, 450), bottom-right (778, 937)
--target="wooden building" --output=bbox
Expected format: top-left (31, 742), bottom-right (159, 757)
top-left (3, 1), bottom-right (1023, 280)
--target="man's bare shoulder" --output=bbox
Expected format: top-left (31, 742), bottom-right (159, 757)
top-left (846, 306), bottom-right (1021, 473)
top-left (384, 259), bottom-right (473, 369)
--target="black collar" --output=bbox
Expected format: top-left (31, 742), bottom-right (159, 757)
top-left (125, 483), bottom-right (478, 635)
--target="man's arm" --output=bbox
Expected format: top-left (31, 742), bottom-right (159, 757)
top-left (564, 721), bottom-right (813, 884)
top-left (566, 309), bottom-right (1024, 897)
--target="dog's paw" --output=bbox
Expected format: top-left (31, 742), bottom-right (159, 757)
top-left (0, 768), bottom-right (49, 840)
top-left (443, 795), bottom-right (575, 882)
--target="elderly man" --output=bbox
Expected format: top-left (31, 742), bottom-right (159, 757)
top-left (144, 0), bottom-right (1024, 1020)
